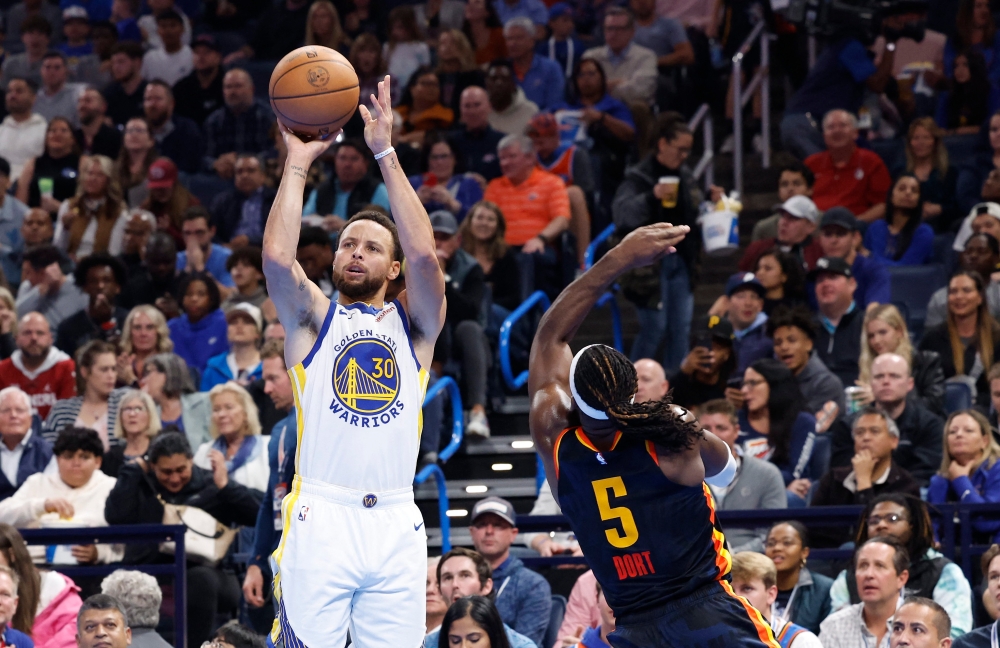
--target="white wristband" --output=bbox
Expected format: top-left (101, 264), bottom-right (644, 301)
top-left (373, 146), bottom-right (395, 160)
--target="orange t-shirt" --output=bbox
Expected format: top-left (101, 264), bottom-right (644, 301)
top-left (484, 167), bottom-right (570, 246)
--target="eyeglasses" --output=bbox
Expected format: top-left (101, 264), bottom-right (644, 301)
top-left (742, 379), bottom-right (766, 388)
top-left (121, 406), bottom-right (146, 414)
top-left (868, 513), bottom-right (907, 526)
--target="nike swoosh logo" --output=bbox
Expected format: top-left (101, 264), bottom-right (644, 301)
top-left (414, 522), bottom-right (424, 531)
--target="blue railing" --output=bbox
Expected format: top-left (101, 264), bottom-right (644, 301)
top-left (20, 525), bottom-right (187, 648)
top-left (499, 290), bottom-right (551, 390)
top-left (414, 376), bottom-right (464, 552)
top-left (583, 224), bottom-right (623, 352)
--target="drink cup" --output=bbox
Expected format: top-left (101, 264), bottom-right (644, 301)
top-left (659, 176), bottom-right (680, 208)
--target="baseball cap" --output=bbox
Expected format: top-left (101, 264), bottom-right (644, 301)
top-left (470, 496), bottom-right (516, 526)
top-left (62, 5), bottom-right (88, 21)
top-left (225, 303), bottom-right (263, 332)
top-left (694, 314), bottom-right (734, 342)
top-left (807, 256), bottom-right (853, 280)
top-left (528, 113), bottom-right (558, 137)
top-left (147, 158), bottom-right (178, 189)
top-left (726, 271), bottom-right (765, 298)
top-left (971, 202), bottom-right (1000, 220)
top-left (429, 210), bottom-right (458, 236)
top-left (549, 2), bottom-right (573, 20)
top-left (192, 34), bottom-right (220, 51)
top-left (778, 195), bottom-right (819, 224)
top-left (820, 206), bottom-right (860, 232)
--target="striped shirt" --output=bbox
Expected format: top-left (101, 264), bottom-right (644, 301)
top-left (483, 167), bottom-right (569, 246)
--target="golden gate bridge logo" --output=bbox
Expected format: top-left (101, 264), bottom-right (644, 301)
top-left (332, 339), bottom-right (399, 415)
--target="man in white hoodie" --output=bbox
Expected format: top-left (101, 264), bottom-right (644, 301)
top-left (0, 426), bottom-right (118, 563)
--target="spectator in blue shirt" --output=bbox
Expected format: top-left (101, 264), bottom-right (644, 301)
top-left (176, 207), bottom-right (234, 289)
top-left (408, 132), bottom-right (483, 221)
top-left (493, 0), bottom-right (547, 36)
top-left (167, 271), bottom-right (228, 374)
top-left (504, 17), bottom-right (565, 111)
top-left (536, 3), bottom-right (583, 80)
top-left (110, 0), bottom-right (141, 42)
top-left (58, 6), bottom-right (94, 61)
top-left (863, 174), bottom-right (935, 266)
top-left (199, 303), bottom-right (263, 391)
top-left (629, 0), bottom-right (694, 70)
top-left (817, 207), bottom-right (891, 308)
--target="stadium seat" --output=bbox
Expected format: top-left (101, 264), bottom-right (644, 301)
top-left (887, 264), bottom-right (947, 338)
top-left (542, 594), bottom-right (568, 648)
top-left (944, 381), bottom-right (973, 415)
top-left (185, 173), bottom-right (235, 209)
top-left (933, 233), bottom-right (957, 275)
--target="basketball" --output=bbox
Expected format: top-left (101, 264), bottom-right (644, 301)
top-left (269, 46), bottom-right (360, 140)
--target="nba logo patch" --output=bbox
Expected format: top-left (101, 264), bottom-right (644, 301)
top-left (363, 493), bottom-right (377, 508)
top-left (297, 505), bottom-right (310, 521)
top-left (596, 452), bottom-right (607, 465)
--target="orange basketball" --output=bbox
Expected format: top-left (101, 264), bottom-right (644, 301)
top-left (269, 46), bottom-right (360, 140)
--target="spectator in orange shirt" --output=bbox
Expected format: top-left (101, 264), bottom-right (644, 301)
top-left (805, 109), bottom-right (892, 223)
top-left (483, 134), bottom-right (569, 295)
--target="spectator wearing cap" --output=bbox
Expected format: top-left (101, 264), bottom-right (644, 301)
top-left (302, 139), bottom-right (391, 231)
top-left (630, 0), bottom-right (693, 71)
top-left (58, 6), bottom-right (93, 62)
top-left (35, 51), bottom-right (84, 127)
top-left (536, 3), bottom-right (583, 79)
top-left (102, 42), bottom-right (144, 127)
top-left (485, 59), bottom-right (539, 137)
top-left (670, 315), bottom-right (737, 409)
top-left (75, 86), bottom-right (121, 158)
top-left (738, 195), bottom-right (822, 273)
top-left (55, 252), bottom-right (128, 356)
top-left (527, 112), bottom-right (592, 268)
top-left (726, 272), bottom-right (774, 374)
top-left (0, 16), bottom-right (52, 89)
top-left (176, 206), bottom-right (234, 289)
top-left (140, 158), bottom-right (201, 245)
top-left (172, 34), bottom-right (224, 127)
top-left (469, 496), bottom-right (552, 647)
top-left (221, 246), bottom-right (267, 313)
top-left (203, 70), bottom-right (273, 180)
top-left (954, 201), bottom-right (1000, 254)
top-left (927, 233), bottom-right (1000, 329)
top-left (582, 7), bottom-right (658, 107)
top-left (140, 10), bottom-right (191, 87)
top-left (142, 80), bottom-right (201, 174)
top-left (430, 210), bottom-right (492, 439)
top-left (752, 162), bottom-right (816, 242)
top-left (210, 155), bottom-right (275, 249)
top-left (863, 174), bottom-right (935, 266)
top-left (135, 0), bottom-right (191, 51)
top-left (15, 245), bottom-right (88, 330)
top-left (451, 86), bottom-right (504, 181)
top-left (199, 303), bottom-right (263, 391)
top-left (0, 77), bottom-right (46, 180)
top-left (767, 304), bottom-right (845, 418)
top-left (805, 110), bottom-right (893, 221)
top-left (817, 207), bottom-right (891, 309)
top-left (810, 256), bottom-right (864, 387)
top-left (503, 17), bottom-right (564, 112)
top-left (5, 6), bottom-right (59, 58)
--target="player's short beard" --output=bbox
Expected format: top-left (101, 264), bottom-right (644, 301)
top-left (332, 264), bottom-right (387, 302)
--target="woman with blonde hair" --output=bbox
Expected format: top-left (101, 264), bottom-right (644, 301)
top-left (0, 287), bottom-right (17, 360)
top-left (436, 29), bottom-right (484, 113)
top-left (905, 117), bottom-right (957, 231)
top-left (928, 409), bottom-right (1000, 541)
top-left (118, 305), bottom-right (173, 387)
top-left (102, 389), bottom-right (162, 478)
top-left (54, 155), bottom-right (129, 260)
top-left (305, 0), bottom-right (349, 53)
top-left (855, 303), bottom-right (946, 414)
top-left (193, 381), bottom-right (267, 492)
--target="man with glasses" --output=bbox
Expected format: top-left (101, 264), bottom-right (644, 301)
top-left (468, 496), bottom-right (552, 647)
top-left (582, 7), bottom-right (657, 105)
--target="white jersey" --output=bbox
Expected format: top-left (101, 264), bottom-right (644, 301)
top-left (288, 299), bottom-right (428, 492)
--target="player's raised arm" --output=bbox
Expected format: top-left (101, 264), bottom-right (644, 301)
top-left (360, 76), bottom-right (445, 359)
top-left (262, 123), bottom-right (337, 368)
top-left (528, 224), bottom-right (690, 462)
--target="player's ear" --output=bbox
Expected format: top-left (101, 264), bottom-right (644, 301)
top-left (387, 260), bottom-right (400, 281)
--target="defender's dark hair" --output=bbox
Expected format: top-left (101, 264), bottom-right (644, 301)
top-left (342, 210), bottom-right (404, 263)
top-left (573, 345), bottom-right (702, 454)
top-left (53, 426), bottom-right (104, 459)
top-left (148, 432), bottom-right (193, 463)
top-left (77, 594), bottom-right (129, 631)
top-left (73, 252), bottom-right (127, 289)
top-left (177, 271), bottom-right (221, 313)
top-left (438, 596), bottom-right (511, 648)
top-left (766, 305), bottom-right (817, 341)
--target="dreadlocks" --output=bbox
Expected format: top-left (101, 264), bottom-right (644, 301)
top-left (573, 345), bottom-right (703, 454)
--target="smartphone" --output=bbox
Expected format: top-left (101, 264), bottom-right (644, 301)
top-left (726, 376), bottom-right (743, 390)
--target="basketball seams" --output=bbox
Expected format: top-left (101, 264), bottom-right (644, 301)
top-left (271, 85), bottom-right (360, 101)
top-left (269, 44), bottom-right (359, 137)
top-left (270, 59), bottom-right (358, 96)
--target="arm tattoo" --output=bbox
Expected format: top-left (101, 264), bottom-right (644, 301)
top-left (298, 279), bottom-right (306, 291)
top-left (290, 165), bottom-right (307, 180)
top-left (388, 156), bottom-right (397, 170)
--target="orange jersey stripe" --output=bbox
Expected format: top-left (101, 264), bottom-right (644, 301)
top-left (720, 580), bottom-right (781, 647)
top-left (702, 484), bottom-right (732, 578)
top-left (553, 428), bottom-right (572, 480)
top-left (645, 441), bottom-right (658, 464)
top-left (575, 429), bottom-right (622, 453)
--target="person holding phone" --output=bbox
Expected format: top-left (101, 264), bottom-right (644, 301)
top-left (668, 315), bottom-right (737, 409)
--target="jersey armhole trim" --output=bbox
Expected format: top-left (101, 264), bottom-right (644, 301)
top-left (553, 427), bottom-right (573, 480)
top-left (301, 299), bottom-right (335, 370)
top-left (645, 441), bottom-right (658, 464)
top-left (393, 298), bottom-right (423, 371)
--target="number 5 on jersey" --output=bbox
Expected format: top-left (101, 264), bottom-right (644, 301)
top-left (592, 477), bottom-right (639, 548)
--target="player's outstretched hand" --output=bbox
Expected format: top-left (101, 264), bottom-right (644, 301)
top-left (615, 223), bottom-right (690, 269)
top-left (278, 120), bottom-right (339, 166)
top-left (359, 75), bottom-right (393, 156)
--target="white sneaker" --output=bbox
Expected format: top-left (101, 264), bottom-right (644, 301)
top-left (466, 410), bottom-right (491, 439)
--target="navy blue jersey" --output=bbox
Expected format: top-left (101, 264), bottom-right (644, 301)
top-left (554, 427), bottom-right (732, 618)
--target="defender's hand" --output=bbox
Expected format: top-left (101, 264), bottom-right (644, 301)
top-left (359, 75), bottom-right (394, 156)
top-left (615, 223), bottom-right (690, 270)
